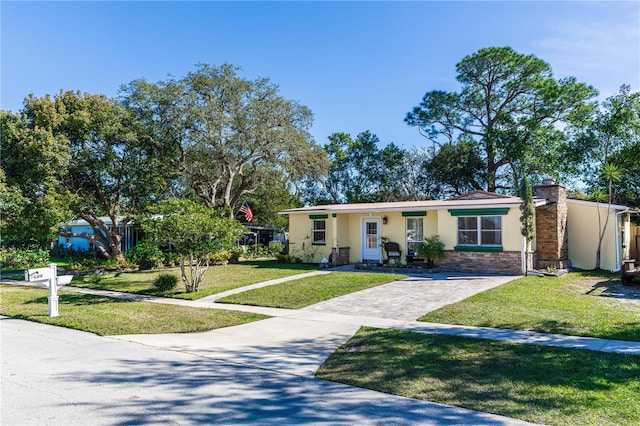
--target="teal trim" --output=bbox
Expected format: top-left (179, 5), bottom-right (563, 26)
top-left (309, 214), bottom-right (329, 219)
top-left (401, 211), bottom-right (427, 217)
top-left (311, 242), bottom-right (326, 246)
top-left (454, 245), bottom-right (503, 253)
top-left (448, 208), bottom-right (509, 217)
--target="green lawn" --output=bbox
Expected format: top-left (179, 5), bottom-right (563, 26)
top-left (317, 327), bottom-right (640, 426)
top-left (69, 260), bottom-right (318, 300)
top-left (217, 272), bottom-right (405, 309)
top-left (420, 271), bottom-right (640, 341)
top-left (0, 285), bottom-right (268, 335)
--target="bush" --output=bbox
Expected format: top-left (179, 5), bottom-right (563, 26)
top-left (86, 273), bottom-right (105, 284)
top-left (276, 253), bottom-right (302, 264)
top-left (267, 242), bottom-right (285, 257)
top-left (125, 239), bottom-right (164, 270)
top-left (207, 250), bottom-right (232, 265)
top-left (417, 235), bottom-right (445, 267)
top-left (163, 251), bottom-right (181, 267)
top-left (152, 273), bottom-right (178, 292)
top-left (0, 247), bottom-right (49, 269)
top-left (65, 257), bottom-right (120, 272)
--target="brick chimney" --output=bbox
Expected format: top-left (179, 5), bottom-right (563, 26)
top-left (535, 178), bottom-right (570, 269)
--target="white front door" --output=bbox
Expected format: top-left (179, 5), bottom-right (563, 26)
top-left (362, 218), bottom-right (381, 262)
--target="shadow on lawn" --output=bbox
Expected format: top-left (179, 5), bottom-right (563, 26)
top-left (241, 260), bottom-right (318, 271)
top-left (319, 329), bottom-right (640, 423)
top-left (585, 278), bottom-right (640, 300)
top-left (25, 293), bottom-right (134, 307)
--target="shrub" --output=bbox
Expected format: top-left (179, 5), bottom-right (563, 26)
top-left (86, 273), bottom-right (104, 284)
top-left (276, 253), bottom-right (302, 264)
top-left (207, 250), bottom-right (232, 265)
top-left (267, 242), bottom-right (285, 257)
top-left (0, 247), bottom-right (49, 269)
top-left (229, 246), bottom-right (244, 263)
top-left (125, 239), bottom-right (164, 270)
top-left (417, 235), bottom-right (445, 267)
top-left (152, 273), bottom-right (178, 292)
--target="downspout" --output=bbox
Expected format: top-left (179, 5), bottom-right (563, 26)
top-left (521, 235), bottom-right (527, 275)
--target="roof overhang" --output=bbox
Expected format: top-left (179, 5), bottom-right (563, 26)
top-left (566, 198), bottom-right (638, 211)
top-left (279, 197), bottom-right (524, 216)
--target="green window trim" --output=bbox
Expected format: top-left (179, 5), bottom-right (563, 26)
top-left (309, 214), bottom-right (329, 219)
top-left (454, 245), bottom-right (503, 253)
top-left (332, 213), bottom-right (337, 218)
top-left (402, 211), bottom-right (427, 217)
top-left (448, 208), bottom-right (509, 217)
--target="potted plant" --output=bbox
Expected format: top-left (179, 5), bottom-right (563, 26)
top-left (418, 235), bottom-right (445, 267)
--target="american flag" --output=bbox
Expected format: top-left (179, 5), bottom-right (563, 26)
top-left (239, 201), bottom-right (253, 222)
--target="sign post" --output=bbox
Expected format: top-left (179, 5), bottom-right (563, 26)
top-left (48, 264), bottom-right (58, 317)
top-left (25, 264), bottom-right (73, 317)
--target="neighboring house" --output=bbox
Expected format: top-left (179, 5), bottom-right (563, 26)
top-left (57, 217), bottom-right (142, 253)
top-left (280, 179), bottom-right (638, 274)
top-left (58, 219), bottom-right (286, 254)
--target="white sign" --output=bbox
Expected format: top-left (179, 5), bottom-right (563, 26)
top-left (25, 267), bottom-right (53, 282)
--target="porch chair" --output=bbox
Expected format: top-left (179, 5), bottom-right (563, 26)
top-left (383, 242), bottom-right (402, 266)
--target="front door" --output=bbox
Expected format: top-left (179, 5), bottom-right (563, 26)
top-left (362, 218), bottom-right (381, 262)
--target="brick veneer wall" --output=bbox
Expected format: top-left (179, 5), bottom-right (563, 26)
top-left (535, 181), bottom-right (569, 269)
top-left (439, 250), bottom-right (522, 274)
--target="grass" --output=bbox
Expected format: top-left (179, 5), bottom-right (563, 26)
top-left (317, 327), bottom-right (640, 426)
top-left (420, 271), bottom-right (640, 341)
top-left (0, 285), bottom-right (268, 335)
top-left (69, 260), bottom-right (318, 300)
top-left (217, 271), bottom-right (405, 309)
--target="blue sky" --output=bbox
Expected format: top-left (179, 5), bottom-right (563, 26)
top-left (2, 1), bottom-right (639, 149)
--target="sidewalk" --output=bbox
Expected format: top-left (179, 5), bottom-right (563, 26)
top-left (4, 274), bottom-right (640, 357)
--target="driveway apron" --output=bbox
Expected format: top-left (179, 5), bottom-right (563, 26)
top-left (302, 273), bottom-right (519, 321)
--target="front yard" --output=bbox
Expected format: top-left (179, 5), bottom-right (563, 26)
top-left (3, 264), bottom-right (640, 425)
top-left (0, 285), bottom-right (267, 335)
top-left (420, 271), bottom-right (640, 341)
top-left (216, 271), bottom-right (406, 309)
top-left (69, 260), bottom-right (318, 299)
top-left (317, 327), bottom-right (640, 426)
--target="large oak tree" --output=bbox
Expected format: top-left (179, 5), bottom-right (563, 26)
top-left (121, 63), bottom-right (327, 217)
top-left (11, 91), bottom-right (174, 261)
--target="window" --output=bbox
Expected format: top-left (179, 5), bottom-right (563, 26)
top-left (312, 219), bottom-right (326, 244)
top-left (406, 217), bottom-right (424, 255)
top-left (457, 216), bottom-right (502, 246)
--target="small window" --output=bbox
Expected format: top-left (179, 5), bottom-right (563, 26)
top-left (312, 219), bottom-right (326, 244)
top-left (457, 216), bottom-right (502, 246)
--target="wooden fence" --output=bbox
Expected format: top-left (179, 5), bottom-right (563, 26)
top-left (631, 226), bottom-right (640, 261)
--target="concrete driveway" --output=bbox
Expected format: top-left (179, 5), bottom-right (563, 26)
top-left (1, 316), bottom-right (532, 425)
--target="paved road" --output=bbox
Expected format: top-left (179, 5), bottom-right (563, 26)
top-left (1, 317), bottom-right (532, 425)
